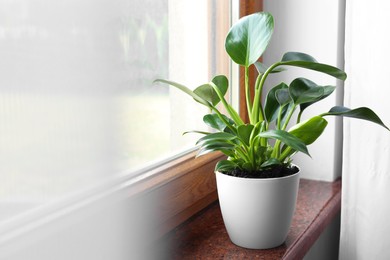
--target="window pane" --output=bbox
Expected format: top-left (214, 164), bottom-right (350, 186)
top-left (0, 0), bottom-right (230, 223)
top-left (124, 0), bottom-right (231, 172)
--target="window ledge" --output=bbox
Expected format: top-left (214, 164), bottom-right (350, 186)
top-left (159, 178), bottom-right (341, 259)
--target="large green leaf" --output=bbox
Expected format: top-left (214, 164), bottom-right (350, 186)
top-left (288, 116), bottom-right (328, 145)
top-left (264, 82), bottom-right (288, 122)
top-left (225, 12), bottom-right (274, 67)
top-left (237, 124), bottom-right (255, 146)
top-left (300, 85), bottom-right (336, 112)
top-left (259, 130), bottom-right (310, 156)
top-left (280, 52), bottom-right (347, 80)
top-left (193, 75), bottom-right (228, 106)
top-left (289, 78), bottom-right (324, 105)
top-left (321, 106), bottom-right (389, 130)
top-left (275, 88), bottom-right (291, 106)
top-left (203, 114), bottom-right (234, 131)
top-left (154, 79), bottom-right (211, 107)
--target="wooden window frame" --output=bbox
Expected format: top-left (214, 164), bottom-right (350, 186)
top-left (129, 1), bottom-right (262, 238)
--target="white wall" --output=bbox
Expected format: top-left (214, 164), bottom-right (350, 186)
top-left (264, 0), bottom-right (345, 182)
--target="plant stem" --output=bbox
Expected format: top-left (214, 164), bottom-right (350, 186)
top-left (277, 106), bottom-right (283, 130)
top-left (209, 82), bottom-right (244, 126)
top-left (211, 107), bottom-right (236, 133)
top-left (245, 67), bottom-right (253, 123)
top-left (236, 145), bottom-right (251, 162)
top-left (279, 147), bottom-right (293, 162)
top-left (281, 105), bottom-right (296, 131)
top-left (271, 104), bottom-right (296, 158)
top-left (252, 62), bottom-right (281, 124)
top-left (251, 74), bottom-right (264, 124)
top-left (271, 140), bottom-right (281, 158)
top-left (297, 110), bottom-right (303, 123)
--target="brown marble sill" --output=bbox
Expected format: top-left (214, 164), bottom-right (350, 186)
top-left (159, 178), bottom-right (341, 260)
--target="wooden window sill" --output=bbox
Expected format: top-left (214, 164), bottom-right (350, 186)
top-left (158, 178), bottom-right (341, 259)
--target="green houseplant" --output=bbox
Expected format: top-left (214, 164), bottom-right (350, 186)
top-left (155, 12), bottom-right (389, 249)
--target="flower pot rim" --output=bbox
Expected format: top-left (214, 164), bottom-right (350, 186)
top-left (215, 164), bottom-right (300, 182)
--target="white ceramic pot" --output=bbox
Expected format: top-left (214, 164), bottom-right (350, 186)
top-left (216, 169), bottom-right (300, 249)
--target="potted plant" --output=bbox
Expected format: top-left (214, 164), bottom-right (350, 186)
top-left (155, 12), bottom-right (389, 249)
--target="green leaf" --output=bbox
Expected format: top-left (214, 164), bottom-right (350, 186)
top-left (275, 88), bottom-right (291, 106)
top-left (264, 82), bottom-right (288, 122)
top-left (193, 75), bottom-right (228, 106)
top-left (300, 85), bottom-right (336, 112)
top-left (203, 114), bottom-right (233, 131)
top-left (280, 52), bottom-right (347, 80)
top-left (196, 132), bottom-right (237, 145)
top-left (288, 116), bottom-right (328, 145)
top-left (259, 130), bottom-right (310, 156)
top-left (322, 106), bottom-right (389, 130)
top-left (227, 103), bottom-right (245, 126)
top-left (237, 124), bottom-right (255, 146)
top-left (193, 84), bottom-right (218, 106)
top-left (225, 12), bottom-right (274, 67)
top-left (154, 79), bottom-right (211, 107)
top-left (197, 142), bottom-right (235, 157)
top-left (280, 102), bottom-right (295, 126)
top-left (254, 61), bottom-right (285, 74)
top-left (260, 158), bottom-right (282, 168)
top-left (212, 75), bottom-right (229, 94)
top-left (215, 160), bottom-right (237, 172)
top-left (281, 52), bottom-right (318, 63)
top-left (289, 78), bottom-right (324, 105)
top-left (183, 130), bottom-right (210, 135)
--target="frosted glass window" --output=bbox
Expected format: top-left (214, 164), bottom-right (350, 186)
top-left (0, 0), bottom-right (230, 224)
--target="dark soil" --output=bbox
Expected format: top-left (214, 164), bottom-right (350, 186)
top-left (222, 164), bottom-right (299, 179)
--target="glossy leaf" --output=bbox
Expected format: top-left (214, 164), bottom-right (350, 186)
top-left (259, 130), bottom-right (310, 156)
top-left (193, 84), bottom-right (217, 106)
top-left (264, 82), bottom-right (288, 122)
top-left (212, 75), bottom-right (229, 91)
top-left (254, 61), bottom-right (285, 74)
top-left (300, 85), bottom-right (336, 112)
top-left (225, 12), bottom-right (274, 67)
top-left (275, 88), bottom-right (291, 106)
top-left (280, 52), bottom-right (347, 80)
top-left (203, 114), bottom-right (233, 131)
top-left (197, 142), bottom-right (235, 157)
top-left (281, 52), bottom-right (317, 63)
top-left (261, 158), bottom-right (282, 168)
top-left (322, 106), bottom-right (389, 130)
top-left (281, 103), bottom-right (296, 125)
top-left (237, 124), bottom-right (255, 146)
top-left (193, 75), bottom-right (228, 106)
top-left (215, 160), bottom-right (237, 172)
top-left (289, 78), bottom-right (324, 105)
top-left (196, 132), bottom-right (237, 145)
top-left (154, 79), bottom-right (211, 107)
top-left (288, 116), bottom-right (328, 145)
